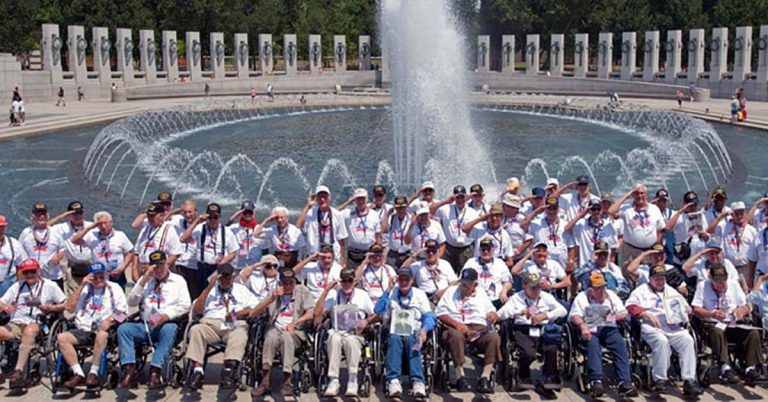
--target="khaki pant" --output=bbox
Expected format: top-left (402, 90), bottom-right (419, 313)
top-left (619, 241), bottom-right (648, 287)
top-left (327, 332), bottom-right (364, 378)
top-left (262, 327), bottom-right (301, 373)
top-left (185, 318), bottom-right (248, 364)
top-left (441, 325), bottom-right (501, 368)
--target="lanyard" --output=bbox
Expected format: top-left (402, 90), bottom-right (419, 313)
top-left (276, 226), bottom-right (289, 249)
top-left (363, 264), bottom-right (385, 289)
top-left (15, 280), bottom-right (45, 315)
top-left (355, 209), bottom-right (369, 235)
top-left (546, 218), bottom-right (559, 247)
top-left (589, 218), bottom-right (604, 242)
top-left (151, 277), bottom-right (168, 309)
top-left (453, 205), bottom-right (467, 229)
top-left (390, 214), bottom-right (408, 244)
top-left (33, 228), bottom-right (50, 261)
top-left (318, 209), bottom-right (334, 244)
top-left (337, 290), bottom-right (353, 305)
top-left (142, 224), bottom-right (167, 256)
top-left (731, 222), bottom-right (745, 251)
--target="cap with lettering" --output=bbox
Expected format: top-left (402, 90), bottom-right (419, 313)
top-left (709, 263), bottom-right (728, 282)
top-left (373, 185), bottom-right (387, 196)
top-left (149, 250), bottom-right (167, 264)
top-left (353, 188), bottom-right (368, 199)
top-left (594, 241), bottom-right (610, 254)
top-left (396, 267), bottom-right (413, 278)
top-left (453, 185), bottom-right (467, 195)
top-left (590, 271), bottom-right (607, 288)
top-left (651, 243), bottom-right (665, 254)
top-left (545, 197), bottom-right (559, 207)
top-left (532, 187), bottom-right (546, 198)
top-left (88, 262), bottom-right (106, 274)
top-left (649, 264), bottom-right (667, 278)
top-left (712, 186), bottom-right (727, 199)
top-left (146, 202), bottom-right (163, 215)
top-left (393, 195), bottom-right (408, 207)
top-left (683, 191), bottom-right (699, 204)
top-left (340, 268), bottom-right (356, 281)
top-left (280, 268), bottom-right (299, 283)
top-left (470, 184), bottom-right (484, 194)
top-left (18, 258), bottom-right (40, 273)
top-left (424, 239), bottom-right (439, 250)
top-left (67, 201), bottom-right (84, 212)
top-left (576, 175), bottom-right (590, 185)
top-left (157, 192), bottom-right (173, 203)
top-left (489, 202), bottom-right (503, 215)
top-left (369, 243), bottom-right (385, 254)
top-left (241, 200), bottom-right (255, 212)
top-left (206, 203), bottom-right (222, 216)
top-left (523, 272), bottom-right (541, 286)
top-left (655, 189), bottom-right (670, 200)
top-left (32, 202), bottom-right (48, 214)
top-left (460, 268), bottom-right (478, 283)
top-left (479, 237), bottom-right (494, 248)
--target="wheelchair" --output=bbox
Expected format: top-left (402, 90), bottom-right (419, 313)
top-left (125, 311), bottom-right (189, 390)
top-left (571, 321), bottom-right (641, 396)
top-left (497, 319), bottom-right (575, 392)
top-left (314, 322), bottom-right (379, 397)
top-left (0, 312), bottom-right (62, 393)
top-left (431, 322), bottom-right (500, 393)
top-left (247, 315), bottom-right (316, 396)
top-left (379, 325), bottom-right (438, 398)
top-left (49, 320), bottom-right (121, 395)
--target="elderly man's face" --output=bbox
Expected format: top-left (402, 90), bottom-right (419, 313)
top-left (649, 275), bottom-right (666, 292)
top-left (71, 210), bottom-right (85, 225)
top-left (459, 281), bottom-right (476, 297)
top-left (316, 192), bottom-right (330, 208)
top-left (524, 283), bottom-right (541, 300)
top-left (533, 248), bottom-right (548, 264)
top-left (355, 197), bottom-right (367, 210)
top-left (276, 212), bottom-right (288, 228)
top-left (318, 252), bottom-right (334, 268)
top-left (633, 188), bottom-right (648, 205)
top-left (397, 275), bottom-right (412, 292)
top-left (182, 205), bottom-right (197, 222)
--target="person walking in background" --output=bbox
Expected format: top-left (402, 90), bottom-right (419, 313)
top-left (687, 82), bottom-right (695, 102)
top-left (267, 84), bottom-right (274, 102)
top-left (56, 86), bottom-right (66, 106)
top-left (204, 83), bottom-right (210, 97)
top-left (730, 96), bottom-right (739, 123)
top-left (250, 87), bottom-right (256, 103)
top-left (676, 90), bottom-right (685, 108)
top-left (77, 86), bottom-right (84, 101)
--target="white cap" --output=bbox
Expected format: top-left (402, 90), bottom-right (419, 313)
top-left (421, 181), bottom-right (435, 190)
top-left (260, 255), bottom-right (279, 265)
top-left (315, 185), bottom-right (330, 195)
top-left (502, 194), bottom-right (522, 209)
top-left (731, 201), bottom-right (746, 211)
top-left (546, 178), bottom-right (559, 187)
top-left (352, 188), bottom-right (368, 199)
top-left (416, 206), bottom-right (430, 215)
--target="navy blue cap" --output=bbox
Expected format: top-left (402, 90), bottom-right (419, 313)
top-left (460, 268), bottom-right (478, 282)
top-left (396, 267), bottom-right (413, 277)
top-left (576, 175), bottom-right (590, 184)
top-left (88, 262), bottom-right (106, 274)
top-left (532, 187), bottom-right (546, 197)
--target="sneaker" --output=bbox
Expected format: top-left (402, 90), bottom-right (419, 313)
top-left (591, 380), bottom-right (605, 398)
top-left (478, 377), bottom-right (494, 394)
top-left (8, 369), bottom-right (25, 389)
top-left (345, 379), bottom-right (358, 396)
top-left (651, 379), bottom-right (668, 394)
top-left (744, 369), bottom-right (765, 386)
top-left (323, 378), bottom-right (341, 397)
top-left (683, 379), bottom-right (704, 396)
top-left (618, 381), bottom-right (638, 398)
top-left (85, 373), bottom-right (100, 388)
top-left (188, 371), bottom-right (204, 390)
top-left (387, 379), bottom-right (403, 397)
top-left (722, 369), bottom-right (740, 385)
top-left (412, 381), bottom-right (427, 398)
top-left (455, 376), bottom-right (471, 392)
top-left (535, 382), bottom-right (557, 399)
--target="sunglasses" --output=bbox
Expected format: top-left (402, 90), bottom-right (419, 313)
top-left (425, 248), bottom-right (438, 254)
top-left (341, 278), bottom-right (354, 283)
top-left (264, 264), bottom-right (277, 270)
top-left (207, 215), bottom-right (220, 220)
top-left (22, 270), bottom-right (38, 276)
top-left (480, 246), bottom-right (493, 251)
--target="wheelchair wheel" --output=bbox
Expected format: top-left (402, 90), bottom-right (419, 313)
top-left (631, 372), bottom-right (643, 392)
top-left (560, 323), bottom-right (576, 381)
top-left (301, 368), bottom-right (312, 393)
top-left (575, 364), bottom-right (587, 394)
top-left (360, 373), bottom-right (372, 398)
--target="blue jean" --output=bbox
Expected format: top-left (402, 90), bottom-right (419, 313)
top-left (386, 334), bottom-right (425, 383)
top-left (582, 326), bottom-right (631, 384)
top-left (118, 322), bottom-right (178, 369)
top-left (0, 277), bottom-right (15, 298)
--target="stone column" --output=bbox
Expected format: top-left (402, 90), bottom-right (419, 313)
top-left (162, 30), bottom-right (178, 82)
top-left (597, 32), bottom-right (613, 79)
top-left (664, 30), bottom-right (682, 82)
top-left (733, 26), bottom-right (753, 81)
top-left (334, 35), bottom-right (346, 72)
top-left (501, 35), bottom-right (515, 73)
top-left (574, 33), bottom-right (588, 78)
top-left (477, 35), bottom-right (490, 72)
top-left (309, 34), bottom-right (322, 73)
top-left (41, 24), bottom-right (63, 83)
top-left (358, 35), bottom-right (371, 71)
top-left (234, 33), bottom-right (249, 78)
top-left (185, 32), bottom-right (202, 81)
top-left (92, 27), bottom-right (111, 86)
top-left (550, 34), bottom-right (563, 76)
top-left (525, 34), bottom-right (539, 75)
top-left (209, 32), bottom-right (225, 79)
top-left (710, 27), bottom-right (728, 82)
top-left (258, 34), bottom-right (273, 74)
top-left (67, 25), bottom-right (88, 83)
top-left (284, 34), bottom-right (298, 75)
top-left (139, 30), bottom-right (157, 83)
top-left (757, 26), bottom-right (768, 82)
top-left (116, 28), bottom-right (134, 86)
top-left (642, 31), bottom-right (660, 81)
top-left (688, 29), bottom-right (705, 81)
top-left (621, 32), bottom-right (637, 80)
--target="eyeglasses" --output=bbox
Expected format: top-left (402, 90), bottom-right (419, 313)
top-left (480, 246), bottom-right (492, 252)
top-left (341, 278), bottom-right (354, 283)
top-left (207, 215), bottom-right (220, 220)
top-left (425, 248), bottom-right (438, 254)
top-left (264, 264), bottom-right (277, 270)
top-left (22, 270), bottom-right (38, 276)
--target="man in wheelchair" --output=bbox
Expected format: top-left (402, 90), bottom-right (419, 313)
top-left (185, 263), bottom-right (257, 390)
top-left (497, 272), bottom-right (566, 398)
top-left (0, 258), bottom-right (66, 388)
top-left (569, 271), bottom-right (637, 398)
top-left (315, 267), bottom-right (375, 397)
top-left (57, 262), bottom-right (128, 388)
top-left (692, 263), bottom-right (765, 385)
top-left (435, 268), bottom-right (500, 394)
top-left (373, 266), bottom-right (435, 398)
top-left (118, 251), bottom-right (191, 389)
top-left (250, 268), bottom-right (315, 397)
top-left (625, 264), bottom-right (704, 396)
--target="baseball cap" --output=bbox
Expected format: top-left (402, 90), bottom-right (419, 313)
top-left (157, 192), bottom-right (173, 203)
top-left (546, 178), bottom-right (559, 188)
top-left (319, 244), bottom-right (335, 254)
top-left (651, 243), bottom-right (665, 254)
top-left (470, 184), bottom-right (484, 194)
top-left (352, 188), bottom-right (368, 199)
top-left (32, 202), bottom-right (48, 214)
top-left (594, 241), bottom-right (610, 254)
top-left (0, 215), bottom-right (7, 227)
top-left (315, 185), bottom-right (330, 195)
top-left (489, 202), bottom-right (503, 215)
top-left (146, 202), bottom-right (163, 215)
top-left (373, 185), bottom-right (386, 196)
top-left (523, 272), bottom-right (541, 286)
top-left (206, 203), bottom-right (222, 216)
top-left (479, 237), bottom-right (494, 248)
top-left (590, 271), bottom-right (607, 288)
top-left (149, 250), bottom-right (167, 264)
top-left (731, 201), bottom-right (746, 211)
top-left (545, 197), bottom-right (559, 207)
top-left (531, 187), bottom-right (546, 198)
top-left (712, 186), bottom-right (727, 199)
top-left (67, 201), bottom-right (84, 212)
top-left (260, 254), bottom-right (279, 265)
top-left (340, 268), bottom-right (356, 281)
top-left (416, 206), bottom-right (430, 216)
top-left (421, 181), bottom-right (435, 191)
top-left (600, 193), bottom-right (614, 202)
top-left (706, 238), bottom-right (722, 251)
top-left (588, 199), bottom-right (601, 210)
top-left (453, 185), bottom-right (467, 195)
top-left (369, 243), bottom-right (385, 254)
top-left (396, 267), bottom-right (413, 278)
top-left (502, 194), bottom-right (522, 209)
top-left (683, 191), bottom-right (698, 204)
top-left (460, 268), bottom-right (478, 283)
top-left (533, 241), bottom-right (548, 250)
top-left (576, 175), bottom-right (590, 185)
top-left (655, 189), bottom-right (670, 200)
top-left (241, 200), bottom-right (255, 212)
top-left (424, 239), bottom-right (439, 250)
top-left (709, 263), bottom-right (728, 282)
top-left (506, 177), bottom-right (520, 192)
top-left (393, 195), bottom-right (408, 207)
top-left (649, 264), bottom-right (667, 278)
top-left (18, 258), bottom-right (40, 273)
top-left (280, 269), bottom-right (299, 283)
top-left (217, 264), bottom-right (235, 275)
top-left (88, 262), bottom-right (106, 274)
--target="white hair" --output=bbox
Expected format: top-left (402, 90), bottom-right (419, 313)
top-left (93, 211), bottom-right (112, 222)
top-left (272, 206), bottom-right (288, 216)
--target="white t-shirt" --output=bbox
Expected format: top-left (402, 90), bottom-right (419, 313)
top-left (528, 215), bottom-right (573, 266)
top-left (672, 210), bottom-right (708, 258)
top-left (560, 192), bottom-right (600, 222)
top-left (73, 282), bottom-right (128, 331)
top-left (358, 263), bottom-right (397, 301)
top-left (752, 207), bottom-right (766, 230)
top-left (298, 261), bottom-right (342, 301)
top-left (323, 288), bottom-right (374, 334)
top-left (502, 213), bottom-right (530, 249)
top-left (273, 293), bottom-right (299, 330)
top-left (384, 212), bottom-right (413, 254)
top-left (571, 216), bottom-right (619, 265)
top-left (410, 259), bottom-right (458, 294)
top-left (229, 224), bottom-right (267, 270)
top-left (691, 279), bottom-right (747, 322)
top-left (302, 207), bottom-right (349, 261)
top-left (461, 257), bottom-right (512, 301)
top-left (189, 223), bottom-right (240, 265)
top-left (470, 223), bottom-right (514, 260)
top-left (134, 222), bottom-right (184, 264)
top-left (497, 290), bottom-right (567, 326)
top-left (263, 224), bottom-right (306, 254)
top-left (343, 208), bottom-right (381, 251)
top-left (0, 236), bottom-right (28, 283)
top-left (171, 216), bottom-right (197, 268)
top-left (521, 259), bottom-right (567, 285)
top-left (436, 204), bottom-right (477, 247)
top-left (200, 282), bottom-right (257, 321)
top-left (382, 287), bottom-right (432, 324)
top-left (569, 289), bottom-right (626, 330)
top-left (18, 226), bottom-right (65, 280)
top-left (625, 283), bottom-right (690, 329)
top-left (0, 279), bottom-right (66, 325)
top-left (53, 221), bottom-right (94, 263)
top-left (128, 272), bottom-right (191, 322)
top-left (689, 259), bottom-right (739, 283)
top-left (619, 203), bottom-right (665, 249)
top-left (81, 230), bottom-right (134, 274)
top-left (749, 228), bottom-right (768, 275)
top-left (715, 220), bottom-right (757, 267)
top-left (435, 284), bottom-right (496, 326)
top-left (243, 271), bottom-right (279, 303)
top-left (410, 220), bottom-right (446, 254)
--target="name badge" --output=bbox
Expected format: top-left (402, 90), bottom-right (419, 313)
top-left (456, 235), bottom-right (466, 243)
top-left (529, 327), bottom-right (541, 337)
top-left (715, 321), bottom-right (727, 331)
